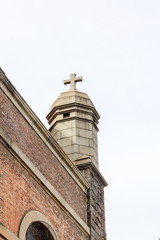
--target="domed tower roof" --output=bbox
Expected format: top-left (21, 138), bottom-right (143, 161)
top-left (51, 73), bottom-right (95, 109)
top-left (46, 74), bottom-right (100, 169)
top-left (51, 89), bottom-right (95, 110)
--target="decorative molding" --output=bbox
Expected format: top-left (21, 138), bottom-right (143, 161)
top-left (19, 210), bottom-right (59, 240)
top-left (0, 224), bottom-right (20, 240)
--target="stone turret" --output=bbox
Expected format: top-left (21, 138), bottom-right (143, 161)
top-left (46, 73), bottom-right (100, 169)
top-left (47, 74), bottom-right (107, 239)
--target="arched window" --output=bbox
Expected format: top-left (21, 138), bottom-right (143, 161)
top-left (19, 210), bottom-right (58, 240)
top-left (26, 221), bottom-right (55, 240)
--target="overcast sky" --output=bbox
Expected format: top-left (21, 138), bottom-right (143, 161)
top-left (1, 1), bottom-right (160, 239)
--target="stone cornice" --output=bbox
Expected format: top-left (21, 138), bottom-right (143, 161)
top-left (48, 102), bottom-right (100, 119)
top-left (0, 68), bottom-right (89, 192)
top-left (47, 102), bottom-right (100, 126)
top-left (75, 157), bottom-right (108, 187)
top-left (49, 116), bottom-right (99, 132)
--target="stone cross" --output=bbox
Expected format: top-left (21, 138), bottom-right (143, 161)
top-left (64, 73), bottom-right (83, 90)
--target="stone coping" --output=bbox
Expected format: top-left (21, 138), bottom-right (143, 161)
top-left (0, 68), bottom-right (89, 192)
top-left (75, 156), bottom-right (108, 187)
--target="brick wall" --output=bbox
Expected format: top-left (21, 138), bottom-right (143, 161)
top-left (0, 142), bottom-right (89, 240)
top-left (0, 88), bottom-right (87, 222)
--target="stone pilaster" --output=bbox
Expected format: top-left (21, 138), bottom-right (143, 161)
top-left (75, 157), bottom-right (107, 240)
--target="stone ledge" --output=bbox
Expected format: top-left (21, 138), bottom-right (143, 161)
top-left (74, 156), bottom-right (108, 187)
top-left (0, 224), bottom-right (20, 240)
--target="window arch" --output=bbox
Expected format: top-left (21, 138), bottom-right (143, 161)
top-left (26, 221), bottom-right (54, 240)
top-left (19, 210), bottom-right (58, 240)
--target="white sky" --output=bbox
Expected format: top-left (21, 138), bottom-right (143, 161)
top-left (1, 1), bottom-right (160, 239)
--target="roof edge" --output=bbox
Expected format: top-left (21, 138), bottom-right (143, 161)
top-left (0, 68), bottom-right (89, 191)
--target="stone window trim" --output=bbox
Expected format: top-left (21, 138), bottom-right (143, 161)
top-left (18, 210), bottom-right (59, 240)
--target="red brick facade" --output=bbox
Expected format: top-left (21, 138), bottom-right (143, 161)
top-left (0, 142), bottom-right (88, 239)
top-left (0, 69), bottom-right (106, 240)
top-left (0, 89), bottom-right (86, 222)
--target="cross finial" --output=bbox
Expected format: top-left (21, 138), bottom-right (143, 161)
top-left (64, 73), bottom-right (83, 90)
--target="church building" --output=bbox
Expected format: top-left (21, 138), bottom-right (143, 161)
top-left (0, 68), bottom-right (107, 240)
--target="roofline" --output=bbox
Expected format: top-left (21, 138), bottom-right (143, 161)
top-left (0, 68), bottom-right (89, 192)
